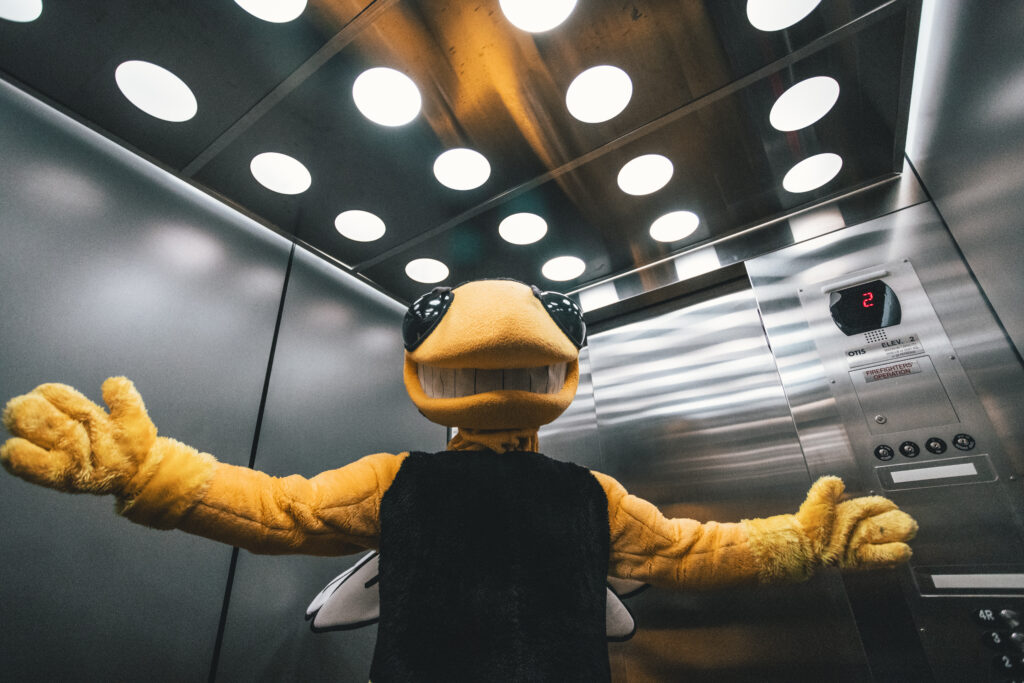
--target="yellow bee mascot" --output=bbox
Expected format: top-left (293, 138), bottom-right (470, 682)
top-left (2, 279), bottom-right (917, 682)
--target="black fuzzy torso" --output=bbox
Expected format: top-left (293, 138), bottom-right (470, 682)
top-left (370, 450), bottom-right (611, 683)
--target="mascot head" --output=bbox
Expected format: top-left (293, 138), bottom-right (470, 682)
top-left (402, 279), bottom-right (586, 431)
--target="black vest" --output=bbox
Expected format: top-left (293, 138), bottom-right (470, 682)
top-left (370, 450), bottom-right (611, 682)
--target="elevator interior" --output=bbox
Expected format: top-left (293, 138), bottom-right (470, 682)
top-left (2, 1), bottom-right (1024, 681)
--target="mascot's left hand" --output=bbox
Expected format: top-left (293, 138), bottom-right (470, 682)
top-left (794, 476), bottom-right (917, 569)
top-left (745, 476), bottom-right (918, 582)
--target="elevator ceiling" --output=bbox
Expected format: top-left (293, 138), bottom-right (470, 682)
top-left (0, 0), bottom-right (919, 303)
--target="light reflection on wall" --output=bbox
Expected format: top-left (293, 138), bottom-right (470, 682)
top-left (148, 224), bottom-right (226, 272)
top-left (22, 164), bottom-right (107, 213)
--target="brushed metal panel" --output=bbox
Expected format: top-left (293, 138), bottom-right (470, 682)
top-left (213, 247), bottom-right (443, 683)
top-left (906, 0), bottom-right (1024, 356)
top-left (585, 288), bottom-right (872, 681)
top-left (0, 81), bottom-right (292, 680)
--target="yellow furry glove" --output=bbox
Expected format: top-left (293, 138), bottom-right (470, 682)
top-left (2, 378), bottom-right (215, 525)
top-left (745, 476), bottom-right (918, 583)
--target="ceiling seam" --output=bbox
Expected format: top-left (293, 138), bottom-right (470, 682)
top-left (351, 0), bottom-right (909, 274)
top-left (180, 0), bottom-right (400, 178)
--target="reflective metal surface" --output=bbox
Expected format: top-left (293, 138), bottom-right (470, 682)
top-left (747, 201), bottom-right (1024, 682)
top-left (906, 0), bottom-right (1024, 356)
top-left (566, 288), bottom-right (872, 681)
top-left (213, 247), bottom-right (443, 682)
top-left (0, 0), bottom-right (920, 303)
top-left (0, 79), bottom-right (292, 681)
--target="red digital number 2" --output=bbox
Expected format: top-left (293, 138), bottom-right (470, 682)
top-left (862, 292), bottom-right (874, 308)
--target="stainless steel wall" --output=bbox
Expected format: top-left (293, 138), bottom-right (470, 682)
top-left (0, 80), bottom-right (439, 681)
top-left (546, 289), bottom-right (873, 681)
top-left (906, 0), bottom-right (1024, 356)
top-left (0, 79), bottom-right (288, 680)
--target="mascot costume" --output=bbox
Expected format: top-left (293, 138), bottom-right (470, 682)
top-left (2, 279), bottom-right (917, 681)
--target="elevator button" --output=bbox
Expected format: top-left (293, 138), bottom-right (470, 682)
top-left (953, 433), bottom-right (976, 450)
top-left (985, 631), bottom-right (1012, 651)
top-left (925, 437), bottom-right (947, 454)
top-left (874, 445), bottom-right (895, 461)
top-left (1011, 632), bottom-right (1024, 653)
top-left (1002, 610), bottom-right (1022, 629)
top-left (899, 441), bottom-right (920, 458)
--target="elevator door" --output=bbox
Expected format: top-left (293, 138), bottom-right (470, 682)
top-left (575, 287), bottom-right (872, 681)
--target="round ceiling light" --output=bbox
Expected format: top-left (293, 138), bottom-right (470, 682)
top-left (770, 76), bottom-right (840, 131)
top-left (0, 0), bottom-right (42, 22)
top-left (353, 67), bottom-right (422, 127)
top-left (782, 153), bottom-right (843, 193)
top-left (115, 61), bottom-right (197, 122)
top-left (498, 213), bottom-right (548, 245)
top-left (499, 0), bottom-right (577, 33)
top-left (565, 65), bottom-right (633, 123)
top-left (542, 255), bottom-right (586, 281)
top-left (650, 211), bottom-right (700, 243)
top-left (406, 258), bottom-right (450, 284)
top-left (433, 148), bottom-right (491, 190)
top-left (746, 0), bottom-right (822, 31)
top-left (335, 210), bottom-right (386, 242)
top-left (233, 0), bottom-right (306, 23)
top-left (617, 154), bottom-right (673, 195)
top-left (249, 152), bottom-right (312, 195)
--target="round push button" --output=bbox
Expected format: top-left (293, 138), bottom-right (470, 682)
top-left (925, 437), bottom-right (947, 454)
top-left (953, 433), bottom-right (976, 451)
top-left (874, 445), bottom-right (895, 461)
top-left (899, 441), bottom-right (920, 458)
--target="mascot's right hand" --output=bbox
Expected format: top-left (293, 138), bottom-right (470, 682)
top-left (2, 377), bottom-right (158, 496)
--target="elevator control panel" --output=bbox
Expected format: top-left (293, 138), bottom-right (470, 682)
top-left (798, 258), bottom-right (1024, 681)
top-left (798, 259), bottom-right (1012, 495)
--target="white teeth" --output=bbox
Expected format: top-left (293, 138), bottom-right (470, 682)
top-left (455, 367), bottom-right (475, 397)
top-left (417, 363), bottom-right (568, 398)
top-left (475, 369), bottom-right (503, 394)
top-left (529, 366), bottom-right (549, 393)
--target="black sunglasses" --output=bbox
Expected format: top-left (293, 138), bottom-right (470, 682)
top-left (402, 283), bottom-right (587, 351)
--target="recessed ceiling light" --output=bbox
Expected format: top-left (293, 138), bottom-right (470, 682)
top-left (499, 0), bottom-right (577, 32)
top-left (498, 213), bottom-right (548, 245)
top-left (249, 152), bottom-right (312, 195)
top-left (0, 0), bottom-right (42, 22)
top-left (353, 67), bottom-right (422, 127)
top-left (114, 61), bottom-right (197, 122)
top-left (746, 0), bottom-right (822, 32)
top-left (542, 255), bottom-right (586, 281)
top-left (433, 148), bottom-right (491, 190)
top-left (650, 211), bottom-right (700, 242)
top-left (782, 152), bottom-right (843, 193)
top-left (233, 0), bottom-right (306, 23)
top-left (617, 154), bottom-right (673, 195)
top-left (335, 210), bottom-right (386, 242)
top-left (406, 258), bottom-right (449, 284)
top-left (770, 76), bottom-right (840, 131)
top-left (566, 65), bottom-right (633, 123)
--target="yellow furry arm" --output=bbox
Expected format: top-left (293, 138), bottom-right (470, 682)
top-left (149, 451), bottom-right (408, 556)
top-left (592, 471), bottom-right (761, 590)
top-left (592, 473), bottom-right (918, 589)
